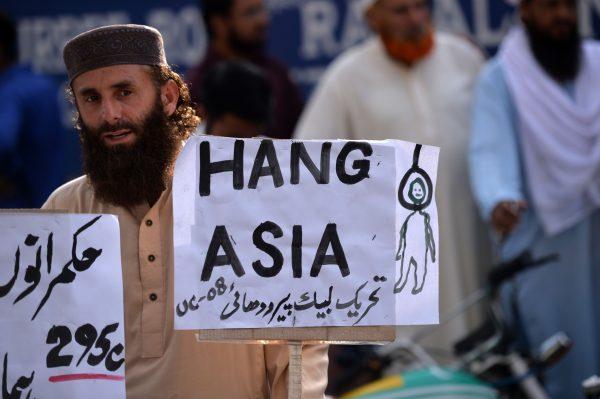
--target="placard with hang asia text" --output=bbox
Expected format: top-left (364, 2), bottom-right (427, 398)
top-left (0, 212), bottom-right (125, 399)
top-left (173, 136), bottom-right (439, 330)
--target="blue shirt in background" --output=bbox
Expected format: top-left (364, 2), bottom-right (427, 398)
top-left (0, 65), bottom-right (66, 208)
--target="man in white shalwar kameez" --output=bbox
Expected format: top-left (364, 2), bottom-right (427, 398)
top-left (295, 0), bottom-right (488, 349)
top-left (470, 0), bottom-right (600, 397)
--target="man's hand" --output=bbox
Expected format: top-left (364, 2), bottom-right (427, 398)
top-left (491, 200), bottom-right (527, 239)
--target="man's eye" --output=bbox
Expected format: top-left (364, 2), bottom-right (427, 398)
top-left (85, 95), bottom-right (99, 103)
top-left (119, 89), bottom-right (132, 97)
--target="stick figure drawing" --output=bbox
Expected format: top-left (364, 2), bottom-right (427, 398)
top-left (395, 144), bottom-right (436, 295)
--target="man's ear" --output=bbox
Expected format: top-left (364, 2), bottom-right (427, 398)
top-left (161, 79), bottom-right (179, 116)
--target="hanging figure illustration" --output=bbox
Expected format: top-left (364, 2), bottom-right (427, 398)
top-left (395, 144), bottom-right (436, 295)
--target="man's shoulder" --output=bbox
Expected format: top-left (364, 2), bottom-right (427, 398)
top-left (263, 54), bottom-right (291, 72)
top-left (338, 38), bottom-right (379, 66)
top-left (583, 39), bottom-right (600, 67)
top-left (436, 31), bottom-right (482, 56)
top-left (584, 39), bottom-right (600, 52)
top-left (473, 57), bottom-right (515, 109)
top-left (321, 38), bottom-right (380, 80)
top-left (435, 32), bottom-right (486, 69)
top-left (479, 56), bottom-right (507, 87)
top-left (42, 176), bottom-right (93, 211)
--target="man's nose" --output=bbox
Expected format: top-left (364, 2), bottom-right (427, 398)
top-left (406, 5), bottom-right (428, 31)
top-left (101, 99), bottom-right (122, 124)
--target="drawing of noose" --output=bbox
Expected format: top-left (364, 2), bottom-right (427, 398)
top-left (395, 144), bottom-right (436, 295)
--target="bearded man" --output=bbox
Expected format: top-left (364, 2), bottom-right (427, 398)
top-left (43, 24), bottom-right (328, 399)
top-left (186, 0), bottom-right (303, 139)
top-left (469, 0), bottom-right (600, 396)
top-left (295, 0), bottom-right (489, 350)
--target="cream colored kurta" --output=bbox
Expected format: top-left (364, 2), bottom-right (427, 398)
top-left (43, 176), bottom-right (328, 399)
top-left (295, 33), bottom-right (488, 347)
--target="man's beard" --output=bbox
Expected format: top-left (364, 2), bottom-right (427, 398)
top-left (229, 28), bottom-right (266, 57)
top-left (79, 99), bottom-right (181, 208)
top-left (380, 27), bottom-right (435, 66)
top-left (524, 19), bottom-right (581, 82)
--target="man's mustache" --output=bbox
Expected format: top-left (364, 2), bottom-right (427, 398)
top-left (87, 120), bottom-right (139, 136)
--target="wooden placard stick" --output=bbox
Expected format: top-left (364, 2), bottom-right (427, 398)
top-left (195, 326), bottom-right (395, 397)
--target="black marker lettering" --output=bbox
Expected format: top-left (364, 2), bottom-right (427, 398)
top-left (199, 140), bottom-right (244, 196)
top-left (220, 291), bottom-right (241, 320)
top-left (88, 323), bottom-right (119, 367)
top-left (188, 295), bottom-right (199, 311)
top-left (71, 216), bottom-right (103, 272)
top-left (0, 249), bottom-right (19, 298)
top-left (3, 353), bottom-right (34, 399)
top-left (268, 293), bottom-right (291, 324)
top-left (46, 325), bottom-right (73, 368)
top-left (47, 232), bottom-right (53, 274)
top-left (290, 142), bottom-right (331, 184)
top-left (201, 226), bottom-right (245, 281)
top-left (336, 142), bottom-right (372, 184)
top-left (74, 324), bottom-right (98, 367)
top-left (105, 343), bottom-right (125, 372)
top-left (176, 300), bottom-right (189, 317)
top-left (248, 140), bottom-right (284, 189)
top-left (314, 286), bottom-right (333, 309)
top-left (34, 216), bottom-right (103, 320)
top-left (310, 224), bottom-right (350, 277)
top-left (13, 245), bottom-right (42, 304)
top-left (291, 225), bottom-right (302, 278)
top-left (353, 287), bottom-right (381, 326)
top-left (252, 221), bottom-right (284, 278)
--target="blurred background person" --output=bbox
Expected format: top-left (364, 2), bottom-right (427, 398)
top-left (198, 60), bottom-right (271, 138)
top-left (470, 0), bottom-right (600, 397)
top-left (0, 12), bottom-right (64, 208)
top-left (295, 0), bottom-right (489, 356)
top-left (187, 0), bottom-right (302, 139)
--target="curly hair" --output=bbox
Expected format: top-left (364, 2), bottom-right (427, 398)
top-left (148, 65), bottom-right (200, 140)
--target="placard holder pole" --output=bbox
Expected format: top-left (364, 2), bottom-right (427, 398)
top-left (195, 327), bottom-right (396, 397)
top-left (288, 341), bottom-right (303, 399)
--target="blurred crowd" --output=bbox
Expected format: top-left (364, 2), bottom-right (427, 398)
top-left (1, 0), bottom-right (598, 398)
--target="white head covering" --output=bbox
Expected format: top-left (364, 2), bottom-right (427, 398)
top-left (500, 27), bottom-right (600, 234)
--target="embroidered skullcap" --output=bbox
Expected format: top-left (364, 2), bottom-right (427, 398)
top-left (63, 24), bottom-right (167, 84)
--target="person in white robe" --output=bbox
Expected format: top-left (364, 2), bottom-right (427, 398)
top-left (470, 0), bottom-right (600, 397)
top-left (295, 0), bottom-right (488, 351)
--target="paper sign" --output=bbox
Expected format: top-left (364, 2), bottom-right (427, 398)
top-left (392, 141), bottom-right (439, 326)
top-left (0, 212), bottom-right (125, 399)
top-left (173, 136), bottom-right (439, 331)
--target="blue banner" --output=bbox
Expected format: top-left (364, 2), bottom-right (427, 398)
top-left (3, 0), bottom-right (599, 180)
top-left (6, 0), bottom-right (600, 95)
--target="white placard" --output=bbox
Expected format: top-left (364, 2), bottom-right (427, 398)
top-left (391, 141), bottom-right (440, 326)
top-left (0, 213), bottom-right (125, 399)
top-left (173, 136), bottom-right (439, 331)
